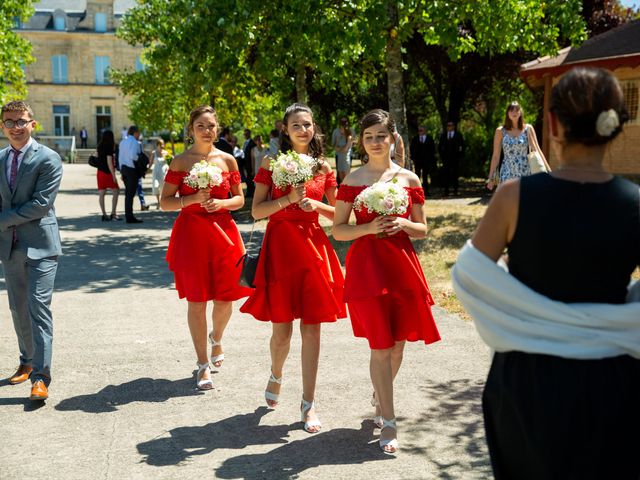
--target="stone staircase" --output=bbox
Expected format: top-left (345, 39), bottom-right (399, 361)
top-left (74, 149), bottom-right (95, 164)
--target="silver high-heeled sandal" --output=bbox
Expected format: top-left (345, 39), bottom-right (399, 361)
top-left (265, 370), bottom-right (282, 408)
top-left (196, 362), bottom-right (213, 391)
top-left (379, 418), bottom-right (399, 454)
top-left (208, 332), bottom-right (225, 368)
top-left (301, 398), bottom-right (322, 433)
top-left (371, 391), bottom-right (383, 428)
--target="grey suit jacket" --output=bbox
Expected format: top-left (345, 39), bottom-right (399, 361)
top-left (0, 140), bottom-right (63, 261)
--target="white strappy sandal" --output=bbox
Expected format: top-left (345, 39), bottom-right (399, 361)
top-left (265, 370), bottom-right (282, 408)
top-left (379, 418), bottom-right (399, 454)
top-left (208, 332), bottom-right (225, 368)
top-left (371, 391), bottom-right (383, 428)
top-left (301, 398), bottom-right (322, 434)
top-left (196, 362), bottom-right (213, 391)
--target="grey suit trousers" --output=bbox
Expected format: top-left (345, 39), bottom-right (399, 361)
top-left (2, 246), bottom-right (58, 385)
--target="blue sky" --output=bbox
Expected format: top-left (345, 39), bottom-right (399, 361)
top-left (620, 0), bottom-right (638, 7)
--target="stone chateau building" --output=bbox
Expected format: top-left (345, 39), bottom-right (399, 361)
top-left (11, 0), bottom-right (141, 149)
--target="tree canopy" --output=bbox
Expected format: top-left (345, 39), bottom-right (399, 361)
top-left (0, 1), bottom-right (34, 105)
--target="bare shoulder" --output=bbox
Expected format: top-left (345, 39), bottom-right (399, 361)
top-left (168, 152), bottom-right (190, 171)
top-left (220, 153), bottom-right (239, 172)
top-left (341, 167), bottom-right (366, 186)
top-left (492, 178), bottom-right (520, 209)
top-left (259, 155), bottom-right (273, 170)
top-left (398, 168), bottom-right (421, 188)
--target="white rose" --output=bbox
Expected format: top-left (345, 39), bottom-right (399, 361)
top-left (595, 109), bottom-right (620, 137)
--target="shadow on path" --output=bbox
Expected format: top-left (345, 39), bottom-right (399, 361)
top-left (137, 407), bottom-right (291, 466)
top-left (55, 377), bottom-right (200, 413)
top-left (404, 378), bottom-right (491, 479)
top-left (214, 420), bottom-right (392, 479)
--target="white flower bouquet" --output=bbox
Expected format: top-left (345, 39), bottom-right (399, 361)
top-left (353, 178), bottom-right (409, 216)
top-left (269, 151), bottom-right (317, 189)
top-left (184, 160), bottom-right (223, 189)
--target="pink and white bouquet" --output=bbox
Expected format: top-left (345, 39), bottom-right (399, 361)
top-left (354, 178), bottom-right (409, 216)
top-left (270, 151), bottom-right (317, 189)
top-left (184, 160), bottom-right (223, 189)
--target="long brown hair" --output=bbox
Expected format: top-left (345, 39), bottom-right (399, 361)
top-left (503, 101), bottom-right (524, 130)
top-left (279, 103), bottom-right (324, 159)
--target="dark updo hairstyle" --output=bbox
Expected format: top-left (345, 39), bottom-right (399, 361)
top-left (187, 105), bottom-right (219, 143)
top-left (280, 103), bottom-right (325, 159)
top-left (357, 109), bottom-right (396, 164)
top-left (550, 67), bottom-right (628, 145)
top-left (503, 101), bottom-right (524, 130)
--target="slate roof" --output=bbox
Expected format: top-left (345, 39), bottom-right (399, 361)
top-left (521, 20), bottom-right (640, 87)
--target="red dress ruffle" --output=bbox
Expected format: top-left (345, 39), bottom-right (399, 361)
top-left (335, 184), bottom-right (440, 349)
top-left (240, 168), bottom-right (346, 323)
top-left (165, 169), bottom-right (252, 302)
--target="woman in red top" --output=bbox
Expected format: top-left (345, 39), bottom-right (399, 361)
top-left (333, 109), bottom-right (440, 453)
top-left (161, 105), bottom-right (252, 390)
top-left (240, 103), bottom-right (346, 433)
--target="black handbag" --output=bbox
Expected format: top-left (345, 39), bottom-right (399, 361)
top-left (88, 154), bottom-right (99, 168)
top-left (236, 221), bottom-right (260, 288)
top-left (236, 251), bottom-right (259, 288)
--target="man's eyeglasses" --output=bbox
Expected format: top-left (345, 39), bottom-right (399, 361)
top-left (2, 119), bottom-right (31, 129)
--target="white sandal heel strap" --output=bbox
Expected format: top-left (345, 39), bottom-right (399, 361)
top-left (208, 332), bottom-right (225, 366)
top-left (301, 398), bottom-right (322, 433)
top-left (379, 417), bottom-right (398, 453)
top-left (196, 362), bottom-right (213, 391)
top-left (265, 370), bottom-right (282, 406)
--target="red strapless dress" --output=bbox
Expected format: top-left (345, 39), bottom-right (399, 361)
top-left (336, 185), bottom-right (440, 349)
top-left (165, 169), bottom-right (253, 302)
top-left (240, 168), bottom-right (347, 324)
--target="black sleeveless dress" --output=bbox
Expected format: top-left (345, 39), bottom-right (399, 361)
top-left (483, 174), bottom-right (640, 480)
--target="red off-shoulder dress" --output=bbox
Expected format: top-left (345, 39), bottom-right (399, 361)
top-left (165, 169), bottom-right (253, 302)
top-left (240, 168), bottom-right (347, 324)
top-left (336, 185), bottom-right (440, 349)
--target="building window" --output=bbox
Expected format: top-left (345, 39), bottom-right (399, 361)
top-left (53, 105), bottom-right (70, 136)
top-left (95, 13), bottom-right (107, 32)
top-left (95, 56), bottom-right (110, 84)
top-left (53, 15), bottom-right (66, 31)
top-left (621, 80), bottom-right (639, 126)
top-left (135, 56), bottom-right (145, 72)
top-left (52, 55), bottom-right (68, 83)
top-left (96, 106), bottom-right (112, 136)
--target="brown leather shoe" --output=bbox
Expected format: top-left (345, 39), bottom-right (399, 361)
top-left (29, 380), bottom-right (48, 401)
top-left (9, 365), bottom-right (33, 385)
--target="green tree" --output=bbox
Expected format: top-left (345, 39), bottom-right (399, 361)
top-left (0, 1), bottom-right (34, 104)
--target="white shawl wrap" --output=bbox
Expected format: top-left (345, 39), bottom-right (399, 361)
top-left (451, 241), bottom-right (640, 360)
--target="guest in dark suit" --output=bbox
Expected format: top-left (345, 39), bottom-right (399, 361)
top-left (242, 128), bottom-right (256, 197)
top-left (214, 127), bottom-right (234, 155)
top-left (410, 125), bottom-right (436, 194)
top-left (0, 101), bottom-right (63, 401)
top-left (438, 120), bottom-right (464, 196)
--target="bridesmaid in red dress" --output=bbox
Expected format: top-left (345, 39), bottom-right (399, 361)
top-left (160, 105), bottom-right (252, 390)
top-left (240, 103), bottom-right (346, 433)
top-left (333, 109), bottom-right (440, 453)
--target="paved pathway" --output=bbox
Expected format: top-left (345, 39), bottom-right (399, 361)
top-left (0, 164), bottom-right (492, 480)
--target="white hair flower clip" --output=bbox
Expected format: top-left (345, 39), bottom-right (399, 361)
top-left (595, 109), bottom-right (620, 137)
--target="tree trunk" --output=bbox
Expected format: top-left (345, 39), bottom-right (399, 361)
top-left (296, 61), bottom-right (307, 104)
top-left (385, 2), bottom-right (409, 168)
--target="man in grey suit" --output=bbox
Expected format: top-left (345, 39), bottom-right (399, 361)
top-left (0, 101), bottom-right (63, 401)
